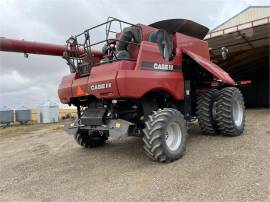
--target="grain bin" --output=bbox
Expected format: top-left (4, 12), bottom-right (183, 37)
top-left (15, 106), bottom-right (32, 124)
top-left (0, 106), bottom-right (14, 125)
top-left (39, 101), bottom-right (59, 123)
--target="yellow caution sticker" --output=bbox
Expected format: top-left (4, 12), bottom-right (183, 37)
top-left (115, 122), bottom-right (121, 128)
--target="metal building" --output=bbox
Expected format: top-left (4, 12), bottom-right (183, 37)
top-left (0, 106), bottom-right (14, 125)
top-left (15, 106), bottom-right (32, 124)
top-left (205, 6), bottom-right (270, 107)
top-left (39, 101), bottom-right (59, 123)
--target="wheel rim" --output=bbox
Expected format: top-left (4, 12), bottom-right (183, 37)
top-left (232, 97), bottom-right (243, 127)
top-left (165, 122), bottom-right (182, 151)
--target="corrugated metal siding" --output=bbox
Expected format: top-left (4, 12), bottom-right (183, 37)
top-left (213, 7), bottom-right (270, 31)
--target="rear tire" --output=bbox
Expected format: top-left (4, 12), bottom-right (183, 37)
top-left (74, 130), bottom-right (108, 148)
top-left (143, 108), bottom-right (187, 163)
top-left (196, 89), bottom-right (219, 135)
top-left (216, 87), bottom-right (245, 136)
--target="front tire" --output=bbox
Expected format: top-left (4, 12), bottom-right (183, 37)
top-left (216, 87), bottom-right (245, 136)
top-left (143, 108), bottom-right (187, 163)
top-left (74, 130), bottom-right (108, 148)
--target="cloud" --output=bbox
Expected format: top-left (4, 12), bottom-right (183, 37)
top-left (0, 68), bottom-right (63, 108)
top-left (0, 70), bottom-right (31, 93)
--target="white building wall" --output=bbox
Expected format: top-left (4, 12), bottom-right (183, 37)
top-left (213, 7), bottom-right (270, 31)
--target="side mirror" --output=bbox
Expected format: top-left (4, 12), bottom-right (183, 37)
top-left (221, 47), bottom-right (229, 61)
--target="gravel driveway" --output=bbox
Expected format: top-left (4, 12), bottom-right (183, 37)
top-left (0, 109), bottom-right (269, 201)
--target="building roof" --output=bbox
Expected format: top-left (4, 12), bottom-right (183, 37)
top-left (212, 6), bottom-right (270, 31)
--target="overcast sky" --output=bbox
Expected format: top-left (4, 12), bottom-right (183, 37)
top-left (0, 0), bottom-right (268, 108)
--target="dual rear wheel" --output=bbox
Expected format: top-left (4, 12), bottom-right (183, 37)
top-left (196, 87), bottom-right (245, 136)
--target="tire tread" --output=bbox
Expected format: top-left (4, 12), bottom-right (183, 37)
top-left (216, 87), bottom-right (245, 136)
top-left (196, 89), bottom-right (219, 135)
top-left (142, 108), bottom-right (186, 163)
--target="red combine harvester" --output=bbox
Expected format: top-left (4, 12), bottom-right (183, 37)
top-left (0, 17), bottom-right (245, 163)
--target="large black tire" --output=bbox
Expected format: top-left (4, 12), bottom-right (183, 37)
top-left (216, 87), bottom-right (245, 136)
top-left (143, 108), bottom-right (187, 163)
top-left (196, 89), bottom-right (219, 135)
top-left (74, 130), bottom-right (108, 148)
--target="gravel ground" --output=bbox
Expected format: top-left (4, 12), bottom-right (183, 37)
top-left (0, 109), bottom-right (269, 202)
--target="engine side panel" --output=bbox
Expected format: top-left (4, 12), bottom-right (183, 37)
top-left (117, 41), bottom-right (185, 100)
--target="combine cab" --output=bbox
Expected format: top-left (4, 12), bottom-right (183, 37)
top-left (0, 17), bottom-right (245, 163)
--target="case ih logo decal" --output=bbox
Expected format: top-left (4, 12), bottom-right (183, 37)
top-left (90, 82), bottom-right (112, 91)
top-left (141, 61), bottom-right (182, 72)
top-left (154, 63), bottom-right (173, 71)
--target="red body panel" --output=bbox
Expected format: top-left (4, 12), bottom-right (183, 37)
top-left (117, 69), bottom-right (184, 100)
top-left (59, 61), bottom-right (135, 102)
top-left (182, 49), bottom-right (235, 85)
top-left (174, 33), bottom-right (210, 59)
top-left (58, 73), bottom-right (76, 103)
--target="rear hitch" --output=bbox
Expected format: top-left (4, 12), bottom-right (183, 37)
top-left (64, 118), bottom-right (135, 139)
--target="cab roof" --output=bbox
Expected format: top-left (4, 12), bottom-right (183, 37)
top-left (149, 19), bottom-right (209, 39)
